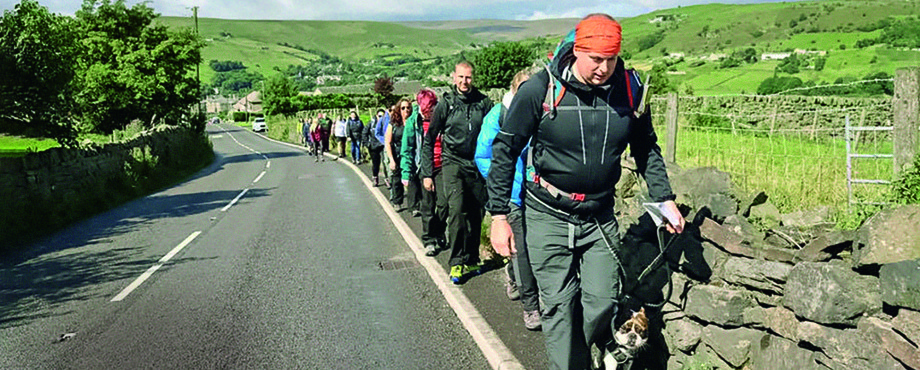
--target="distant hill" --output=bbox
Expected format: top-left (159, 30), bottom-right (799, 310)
top-left (163, 0), bottom-right (920, 96)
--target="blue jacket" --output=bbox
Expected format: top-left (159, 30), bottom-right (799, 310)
top-left (475, 92), bottom-right (527, 207)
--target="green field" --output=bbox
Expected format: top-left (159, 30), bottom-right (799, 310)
top-left (667, 125), bottom-right (893, 225)
top-left (0, 135), bottom-right (60, 157)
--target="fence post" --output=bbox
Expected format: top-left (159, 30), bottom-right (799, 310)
top-left (665, 92), bottom-right (679, 164)
top-left (894, 67), bottom-right (920, 174)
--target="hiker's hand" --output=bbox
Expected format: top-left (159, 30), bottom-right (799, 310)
top-left (388, 161), bottom-right (396, 171)
top-left (423, 178), bottom-right (434, 192)
top-left (401, 179), bottom-right (408, 187)
top-left (662, 200), bottom-right (685, 234)
top-left (490, 216), bottom-right (516, 257)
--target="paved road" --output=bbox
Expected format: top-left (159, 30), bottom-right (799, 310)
top-left (0, 123), bottom-right (495, 369)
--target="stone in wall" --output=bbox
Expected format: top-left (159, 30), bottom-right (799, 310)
top-left (700, 325), bottom-right (762, 368)
top-left (784, 261), bottom-right (882, 326)
top-left (685, 284), bottom-right (756, 327)
top-left (669, 167), bottom-right (736, 213)
top-left (720, 256), bottom-right (791, 295)
top-left (722, 214), bottom-right (765, 244)
top-left (749, 201), bottom-right (781, 229)
top-left (748, 334), bottom-right (830, 370)
top-left (663, 318), bottom-right (703, 354)
top-left (891, 308), bottom-right (920, 348)
top-left (797, 321), bottom-right (906, 370)
top-left (737, 190), bottom-right (768, 218)
top-left (795, 229), bottom-right (855, 263)
top-left (853, 205), bottom-right (920, 268)
top-left (880, 259), bottom-right (920, 311)
top-left (858, 316), bottom-right (920, 370)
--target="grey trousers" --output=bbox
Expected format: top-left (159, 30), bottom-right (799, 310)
top-left (525, 207), bottom-right (621, 370)
top-left (508, 205), bottom-right (541, 312)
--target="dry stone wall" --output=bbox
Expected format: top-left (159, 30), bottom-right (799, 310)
top-left (0, 125), bottom-right (211, 245)
top-left (649, 95), bottom-right (892, 130)
top-left (614, 161), bottom-right (920, 370)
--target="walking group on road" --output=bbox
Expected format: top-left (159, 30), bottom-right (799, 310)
top-left (300, 14), bottom-right (686, 370)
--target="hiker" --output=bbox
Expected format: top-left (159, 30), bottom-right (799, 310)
top-left (397, 102), bottom-right (422, 217)
top-left (333, 115), bottom-right (348, 159)
top-left (386, 100), bottom-right (411, 210)
top-left (302, 117), bottom-right (314, 154)
top-left (347, 111), bottom-right (364, 164)
top-left (485, 14), bottom-right (685, 370)
top-left (402, 88), bottom-right (447, 255)
top-left (310, 116), bottom-right (327, 162)
top-left (475, 68), bottom-right (542, 331)
top-left (364, 109), bottom-right (387, 186)
top-left (421, 61), bottom-right (493, 284)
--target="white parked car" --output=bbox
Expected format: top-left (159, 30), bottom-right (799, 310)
top-left (252, 117), bottom-right (266, 132)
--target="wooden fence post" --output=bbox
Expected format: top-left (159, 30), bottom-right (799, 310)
top-left (666, 92), bottom-right (679, 164)
top-left (894, 67), bottom-right (920, 174)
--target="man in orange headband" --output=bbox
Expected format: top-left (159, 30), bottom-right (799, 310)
top-left (486, 13), bottom-right (684, 370)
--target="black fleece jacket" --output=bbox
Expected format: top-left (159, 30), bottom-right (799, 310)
top-left (421, 87), bottom-right (492, 178)
top-left (486, 43), bottom-right (675, 216)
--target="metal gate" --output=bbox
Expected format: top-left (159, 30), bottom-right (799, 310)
top-left (845, 114), bottom-right (893, 206)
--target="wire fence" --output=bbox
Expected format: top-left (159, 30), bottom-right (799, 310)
top-left (648, 79), bottom-right (896, 214)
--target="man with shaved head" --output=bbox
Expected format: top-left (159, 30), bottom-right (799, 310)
top-left (421, 61), bottom-right (493, 284)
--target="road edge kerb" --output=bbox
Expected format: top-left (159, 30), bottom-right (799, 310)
top-left (248, 128), bottom-right (525, 370)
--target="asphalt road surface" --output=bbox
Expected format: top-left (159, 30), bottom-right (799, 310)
top-left (0, 123), bottom-right (534, 369)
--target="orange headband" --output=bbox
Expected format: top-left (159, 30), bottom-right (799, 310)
top-left (574, 16), bottom-right (622, 56)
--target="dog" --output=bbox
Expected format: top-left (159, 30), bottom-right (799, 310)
top-left (594, 307), bottom-right (649, 370)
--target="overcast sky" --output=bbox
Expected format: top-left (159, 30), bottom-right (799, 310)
top-left (4, 0), bottom-right (802, 21)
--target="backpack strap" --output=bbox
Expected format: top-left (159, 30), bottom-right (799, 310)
top-left (541, 63), bottom-right (566, 120)
top-left (625, 69), bottom-right (651, 118)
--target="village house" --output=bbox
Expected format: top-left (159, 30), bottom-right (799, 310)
top-left (232, 91), bottom-right (262, 113)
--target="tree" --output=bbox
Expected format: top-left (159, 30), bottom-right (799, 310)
top-left (0, 0), bottom-right (80, 145)
top-left (475, 41), bottom-right (534, 89)
top-left (756, 76), bottom-right (803, 95)
top-left (74, 0), bottom-right (203, 133)
top-left (262, 74), bottom-right (296, 116)
top-left (373, 75), bottom-right (395, 106)
top-left (648, 63), bottom-right (677, 95)
top-left (775, 54), bottom-right (800, 74)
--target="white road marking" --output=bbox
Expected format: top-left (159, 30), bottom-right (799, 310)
top-left (110, 230), bottom-right (203, 302)
top-left (159, 231), bottom-right (201, 263)
top-left (253, 171), bottom-right (266, 183)
top-left (266, 161), bottom-right (271, 169)
top-left (221, 188), bottom-right (249, 212)
top-left (111, 264), bottom-right (162, 302)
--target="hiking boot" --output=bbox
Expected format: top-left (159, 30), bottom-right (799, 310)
top-left (450, 265), bottom-right (464, 284)
top-left (505, 264), bottom-right (520, 301)
top-left (450, 264), bottom-right (481, 284)
top-left (424, 243), bottom-right (438, 256)
top-left (523, 310), bottom-right (542, 331)
top-left (373, 176), bottom-right (379, 186)
top-left (411, 209), bottom-right (421, 217)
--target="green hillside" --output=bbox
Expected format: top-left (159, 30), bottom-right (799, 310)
top-left (618, 0), bottom-right (920, 94)
top-left (158, 17), bottom-right (479, 83)
top-left (163, 0), bottom-right (920, 96)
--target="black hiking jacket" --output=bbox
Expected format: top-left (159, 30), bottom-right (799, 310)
top-left (486, 42), bottom-right (674, 217)
top-left (421, 87), bottom-right (492, 178)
